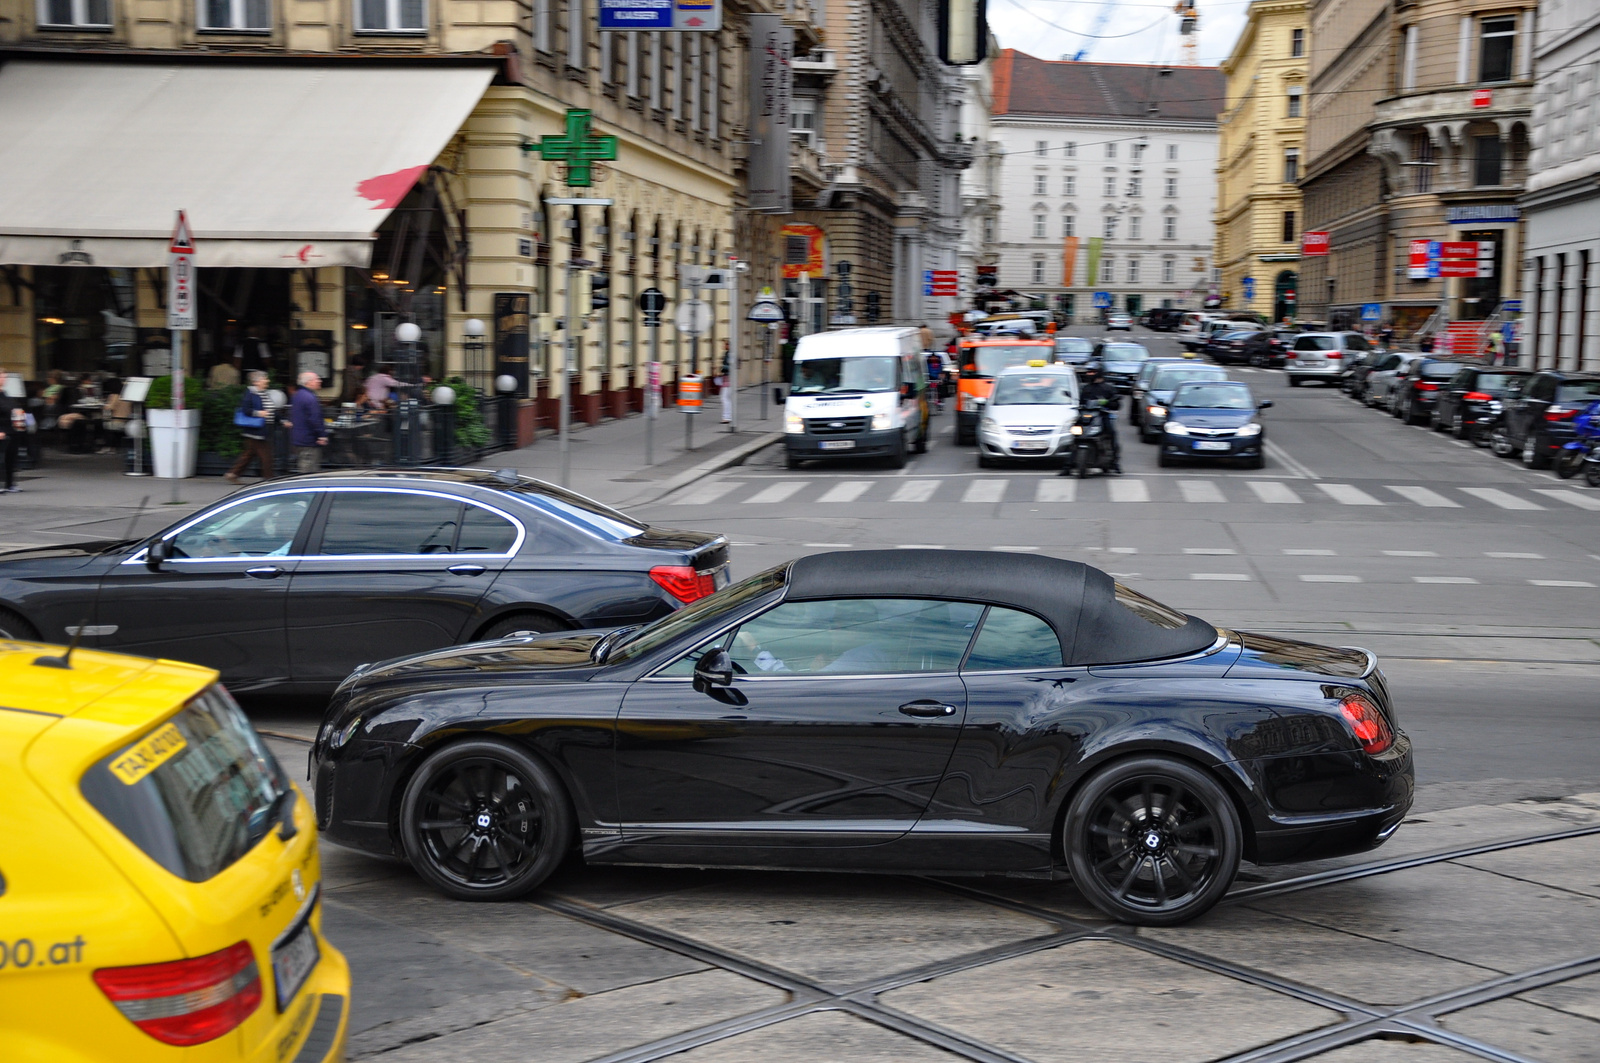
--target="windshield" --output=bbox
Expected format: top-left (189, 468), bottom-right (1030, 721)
top-left (792, 356), bottom-right (901, 394)
top-left (1056, 337), bottom-right (1093, 354)
top-left (609, 564), bottom-right (788, 663)
top-left (1099, 344), bottom-right (1149, 363)
top-left (991, 374), bottom-right (1077, 405)
top-left (1557, 380), bottom-right (1600, 403)
top-left (964, 345), bottom-right (1051, 377)
top-left (1151, 367), bottom-right (1226, 392)
top-left (1173, 384), bottom-right (1255, 410)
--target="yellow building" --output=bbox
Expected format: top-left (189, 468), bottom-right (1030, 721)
top-left (1215, 0), bottom-right (1308, 323)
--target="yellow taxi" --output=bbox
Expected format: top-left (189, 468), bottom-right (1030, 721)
top-left (0, 640), bottom-right (348, 1062)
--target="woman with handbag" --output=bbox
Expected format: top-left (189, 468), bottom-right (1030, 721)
top-left (225, 371), bottom-right (276, 483)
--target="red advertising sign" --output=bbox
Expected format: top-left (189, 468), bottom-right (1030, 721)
top-left (1439, 241), bottom-right (1478, 259)
top-left (929, 269), bottom-right (959, 296)
top-left (1301, 231), bottom-right (1330, 256)
top-left (1472, 89), bottom-right (1492, 109)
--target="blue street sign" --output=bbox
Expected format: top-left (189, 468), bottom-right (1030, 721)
top-left (1361, 303), bottom-right (1382, 322)
top-left (1427, 241), bottom-right (1441, 279)
top-left (1501, 299), bottom-right (1522, 313)
top-left (599, 0), bottom-right (672, 28)
top-left (1092, 291), bottom-right (1113, 309)
top-left (1241, 276), bottom-right (1255, 300)
top-left (922, 270), bottom-right (933, 297)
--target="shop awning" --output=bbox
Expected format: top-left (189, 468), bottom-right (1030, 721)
top-left (0, 60), bottom-right (494, 269)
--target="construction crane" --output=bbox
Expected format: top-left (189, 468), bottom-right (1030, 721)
top-left (1175, 0), bottom-right (1199, 65)
top-left (1068, 1), bottom-right (1116, 62)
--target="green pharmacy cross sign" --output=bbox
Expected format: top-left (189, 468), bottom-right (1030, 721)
top-left (523, 109), bottom-right (618, 188)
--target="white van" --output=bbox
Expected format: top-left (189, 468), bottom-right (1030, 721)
top-left (785, 327), bottom-right (930, 469)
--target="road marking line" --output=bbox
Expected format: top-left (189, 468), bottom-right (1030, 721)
top-left (1178, 480), bottom-right (1227, 503)
top-left (1263, 439), bottom-right (1319, 479)
top-left (1384, 550), bottom-right (1438, 557)
top-left (895, 544), bottom-right (947, 549)
top-left (672, 481), bottom-right (740, 505)
top-left (991, 545), bottom-right (1040, 552)
top-left (1486, 552), bottom-right (1544, 559)
top-left (1184, 547), bottom-right (1236, 555)
top-left (889, 480), bottom-right (941, 503)
top-left (1284, 548), bottom-right (1337, 556)
top-left (1460, 487), bottom-right (1544, 510)
top-left (1108, 479), bottom-right (1150, 502)
top-left (743, 482), bottom-right (805, 504)
top-left (1248, 480), bottom-right (1302, 503)
top-left (1413, 576), bottom-right (1479, 584)
top-left (817, 480), bottom-right (873, 504)
top-left (1109, 547), bottom-right (1138, 554)
top-left (1451, 439), bottom-right (1474, 448)
top-left (1533, 488), bottom-right (1600, 511)
top-left (1300, 574), bottom-right (1362, 583)
top-left (803, 542), bottom-right (854, 548)
top-left (1529, 579), bottom-right (1597, 588)
top-left (1387, 485), bottom-right (1461, 508)
top-left (963, 479), bottom-right (1008, 504)
top-left (1035, 479), bottom-right (1077, 502)
top-left (1191, 572), bottom-right (1252, 581)
top-left (1318, 483), bottom-right (1384, 506)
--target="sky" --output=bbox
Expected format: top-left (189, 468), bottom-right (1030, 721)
top-left (989, 0), bottom-right (1250, 68)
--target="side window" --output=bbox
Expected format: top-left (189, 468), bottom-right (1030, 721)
top-left (964, 607), bottom-right (1064, 671)
top-left (317, 493), bottom-right (463, 556)
top-left (1452, 369), bottom-right (1471, 388)
top-left (1528, 376), bottom-right (1555, 402)
top-left (168, 494), bottom-right (313, 559)
top-left (457, 504), bottom-right (519, 554)
top-left (728, 599), bottom-right (982, 676)
top-left (1345, 335), bottom-right (1370, 351)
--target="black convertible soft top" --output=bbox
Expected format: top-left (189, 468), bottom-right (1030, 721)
top-left (785, 549), bottom-right (1217, 666)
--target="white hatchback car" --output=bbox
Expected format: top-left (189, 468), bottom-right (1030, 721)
top-left (976, 364), bottom-right (1081, 466)
top-left (1285, 331), bottom-right (1373, 387)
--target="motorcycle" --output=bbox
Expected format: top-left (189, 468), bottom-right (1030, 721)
top-left (1069, 400), bottom-right (1119, 478)
top-left (1556, 400), bottom-right (1600, 481)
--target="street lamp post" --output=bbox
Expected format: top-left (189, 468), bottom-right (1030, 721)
top-left (462, 317), bottom-right (487, 393)
top-left (395, 321), bottom-right (421, 464)
top-left (496, 374), bottom-right (517, 449)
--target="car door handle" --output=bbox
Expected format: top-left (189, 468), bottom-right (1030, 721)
top-left (448, 564), bottom-right (487, 576)
top-left (245, 566), bottom-right (285, 580)
top-left (898, 700), bottom-right (958, 718)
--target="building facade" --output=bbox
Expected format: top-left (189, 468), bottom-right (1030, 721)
top-left (956, 49), bottom-right (1001, 309)
top-left (1302, 0), bottom-right (1535, 334)
top-left (1215, 0), bottom-right (1309, 323)
top-left (1519, 0), bottom-right (1600, 370)
top-left (989, 51), bottom-right (1222, 320)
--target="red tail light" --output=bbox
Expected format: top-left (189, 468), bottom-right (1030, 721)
top-left (1414, 382), bottom-right (1439, 392)
top-left (1545, 407), bottom-right (1577, 422)
top-left (1326, 352), bottom-right (1343, 359)
top-left (93, 942), bottom-right (260, 1046)
top-left (1462, 391), bottom-right (1492, 402)
top-left (650, 565), bottom-right (717, 604)
top-left (1339, 694), bottom-right (1394, 756)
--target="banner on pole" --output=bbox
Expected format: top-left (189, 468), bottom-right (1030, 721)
top-left (747, 15), bottom-right (793, 213)
top-left (1061, 236), bottom-right (1079, 287)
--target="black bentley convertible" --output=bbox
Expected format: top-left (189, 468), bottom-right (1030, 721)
top-left (312, 550), bottom-right (1413, 925)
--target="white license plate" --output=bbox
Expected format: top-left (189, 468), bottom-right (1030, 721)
top-left (819, 440), bottom-right (856, 450)
top-left (1194, 440), bottom-right (1233, 451)
top-left (272, 910), bottom-right (322, 1011)
top-left (1012, 441), bottom-right (1049, 451)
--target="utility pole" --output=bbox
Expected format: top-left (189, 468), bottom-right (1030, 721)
top-left (546, 197), bottom-right (612, 488)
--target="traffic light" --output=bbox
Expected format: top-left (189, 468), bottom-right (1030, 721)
top-left (589, 272), bottom-right (611, 312)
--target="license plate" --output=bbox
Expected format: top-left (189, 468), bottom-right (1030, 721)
top-left (271, 907), bottom-right (321, 1011)
top-left (1012, 441), bottom-right (1048, 451)
top-left (1194, 440), bottom-right (1232, 451)
top-left (819, 440), bottom-right (856, 450)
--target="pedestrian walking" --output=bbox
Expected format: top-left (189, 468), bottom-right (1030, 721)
top-left (715, 343), bottom-right (732, 424)
top-left (0, 369), bottom-right (25, 494)
top-left (286, 371), bottom-right (329, 474)
top-left (225, 371), bottom-right (276, 483)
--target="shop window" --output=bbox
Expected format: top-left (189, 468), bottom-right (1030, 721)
top-left (38, 0), bottom-right (110, 26)
top-left (1473, 135), bottom-right (1503, 186)
top-left (356, 0), bottom-right (424, 32)
top-left (1480, 17), bottom-right (1516, 84)
top-left (198, 0), bottom-right (268, 29)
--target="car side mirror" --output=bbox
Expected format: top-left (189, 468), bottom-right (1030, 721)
top-left (145, 539), bottom-right (169, 572)
top-left (693, 649), bottom-right (735, 692)
top-left (1257, 399), bottom-right (1274, 409)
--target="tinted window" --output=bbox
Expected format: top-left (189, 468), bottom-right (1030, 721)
top-left (1419, 361), bottom-right (1458, 380)
top-left (1527, 376), bottom-right (1556, 401)
top-left (318, 492), bottom-right (462, 555)
top-left (1378, 355), bottom-right (1402, 371)
top-left (1475, 373), bottom-right (1520, 391)
top-left (1294, 336), bottom-right (1336, 351)
top-left (730, 598), bottom-right (983, 675)
top-left (965, 607), bottom-right (1063, 670)
top-left (457, 505), bottom-right (518, 554)
top-left (80, 686), bottom-right (289, 882)
top-left (1345, 335), bottom-right (1371, 351)
top-left (1556, 380), bottom-right (1600, 403)
top-left (168, 493), bottom-right (312, 559)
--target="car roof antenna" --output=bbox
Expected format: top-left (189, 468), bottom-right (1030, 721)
top-left (34, 619), bottom-right (86, 670)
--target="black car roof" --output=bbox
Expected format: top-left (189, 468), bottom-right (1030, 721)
top-left (784, 550), bottom-right (1217, 666)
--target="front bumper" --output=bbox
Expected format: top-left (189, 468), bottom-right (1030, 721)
top-left (786, 427), bottom-right (904, 459)
top-left (1160, 430), bottom-right (1262, 460)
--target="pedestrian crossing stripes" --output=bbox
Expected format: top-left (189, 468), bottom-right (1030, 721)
top-left (660, 476), bottom-right (1594, 512)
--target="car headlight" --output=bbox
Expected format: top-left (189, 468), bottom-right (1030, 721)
top-left (1237, 422), bottom-right (1262, 437)
top-left (785, 412), bottom-right (804, 434)
top-left (1147, 405), bottom-right (1167, 418)
top-left (1164, 422), bottom-right (1190, 436)
top-left (872, 410), bottom-right (893, 430)
top-left (1069, 424), bottom-right (1084, 436)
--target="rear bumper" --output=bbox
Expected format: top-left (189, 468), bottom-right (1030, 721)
top-left (1250, 734), bottom-right (1415, 864)
top-left (1285, 364), bottom-right (1343, 380)
top-left (787, 427), bottom-right (903, 459)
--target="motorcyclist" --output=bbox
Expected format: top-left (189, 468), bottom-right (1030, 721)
top-left (1062, 364), bottom-right (1122, 475)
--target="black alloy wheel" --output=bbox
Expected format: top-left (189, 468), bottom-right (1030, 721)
top-left (400, 738), bottom-right (573, 901)
top-left (1586, 461), bottom-right (1600, 488)
top-left (1556, 446), bottom-right (1586, 479)
top-left (1064, 756), bottom-right (1241, 926)
top-left (1490, 424), bottom-right (1517, 457)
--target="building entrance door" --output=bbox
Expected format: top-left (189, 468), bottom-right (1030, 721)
top-left (1273, 271), bottom-right (1298, 324)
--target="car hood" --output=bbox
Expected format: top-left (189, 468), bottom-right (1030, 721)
top-left (0, 538), bottom-right (139, 572)
top-left (1167, 408), bottom-right (1255, 428)
top-left (350, 631), bottom-right (609, 685)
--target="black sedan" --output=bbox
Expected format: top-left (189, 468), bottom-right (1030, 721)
top-left (1156, 381), bottom-right (1271, 469)
top-left (1391, 357), bottom-right (1466, 424)
top-left (311, 550), bottom-right (1413, 926)
top-left (1202, 328), bottom-right (1263, 365)
top-left (0, 468), bottom-right (727, 693)
top-left (1431, 366), bottom-right (1528, 442)
top-left (1496, 371), bottom-right (1600, 468)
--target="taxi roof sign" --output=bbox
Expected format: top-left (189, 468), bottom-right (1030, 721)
top-left (169, 209), bottom-right (195, 254)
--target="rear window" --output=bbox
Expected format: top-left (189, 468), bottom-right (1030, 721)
top-left (1418, 361), bottom-right (1459, 380)
top-left (1556, 380), bottom-right (1600, 403)
top-left (1475, 373), bottom-right (1521, 391)
top-left (81, 686), bottom-right (290, 882)
top-left (1294, 336), bottom-right (1336, 351)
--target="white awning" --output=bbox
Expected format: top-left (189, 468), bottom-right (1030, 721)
top-left (0, 60), bottom-right (494, 269)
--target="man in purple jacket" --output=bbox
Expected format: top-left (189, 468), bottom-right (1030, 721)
top-left (286, 371), bottom-right (328, 474)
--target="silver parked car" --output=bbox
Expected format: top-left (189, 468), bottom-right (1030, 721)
top-left (1285, 331), bottom-right (1373, 387)
top-left (1364, 352), bottom-right (1429, 412)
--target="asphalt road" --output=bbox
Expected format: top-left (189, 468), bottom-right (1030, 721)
top-left (631, 325), bottom-right (1600, 810)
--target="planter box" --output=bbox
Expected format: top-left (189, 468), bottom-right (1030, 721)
top-left (147, 409), bottom-right (200, 479)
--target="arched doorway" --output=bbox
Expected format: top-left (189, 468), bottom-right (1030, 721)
top-left (1273, 270), bottom-right (1298, 324)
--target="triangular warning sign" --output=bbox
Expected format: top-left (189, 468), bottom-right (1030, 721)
top-left (169, 210), bottom-right (195, 254)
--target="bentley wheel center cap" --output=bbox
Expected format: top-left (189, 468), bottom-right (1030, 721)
top-left (476, 813), bottom-right (493, 830)
top-left (1143, 831), bottom-right (1162, 851)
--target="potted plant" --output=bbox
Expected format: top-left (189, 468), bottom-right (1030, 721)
top-left (144, 374), bottom-right (204, 478)
top-left (198, 384), bottom-right (246, 475)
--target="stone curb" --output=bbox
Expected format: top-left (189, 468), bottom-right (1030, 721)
top-left (623, 431), bottom-right (783, 507)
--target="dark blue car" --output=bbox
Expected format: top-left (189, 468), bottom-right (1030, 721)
top-left (1157, 381), bottom-right (1271, 469)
